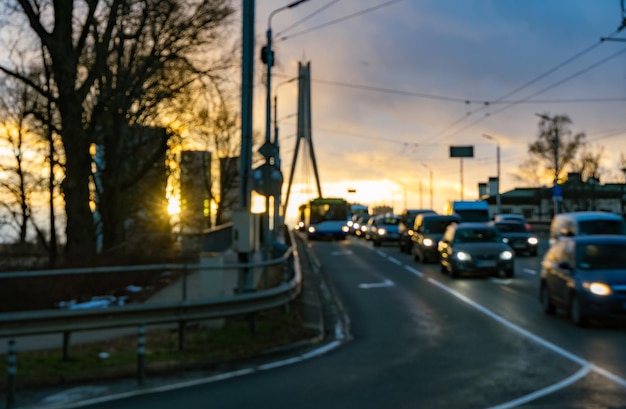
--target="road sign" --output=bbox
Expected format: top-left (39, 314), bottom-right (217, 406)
top-left (252, 163), bottom-right (283, 196)
top-left (450, 146), bottom-right (474, 158)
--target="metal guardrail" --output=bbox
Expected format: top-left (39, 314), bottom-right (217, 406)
top-left (0, 230), bottom-right (303, 407)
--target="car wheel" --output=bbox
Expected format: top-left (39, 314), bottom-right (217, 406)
top-left (569, 294), bottom-right (588, 327)
top-left (449, 264), bottom-right (459, 279)
top-left (540, 285), bottom-right (556, 315)
top-left (373, 239), bottom-right (380, 247)
top-left (413, 250), bottom-right (419, 262)
top-left (440, 261), bottom-right (447, 274)
top-left (530, 249), bottom-right (537, 257)
top-left (506, 269), bottom-right (514, 278)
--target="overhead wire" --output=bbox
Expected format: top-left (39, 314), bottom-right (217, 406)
top-left (428, 27), bottom-right (626, 144)
top-left (275, 0), bottom-right (341, 39)
top-left (277, 0), bottom-right (406, 42)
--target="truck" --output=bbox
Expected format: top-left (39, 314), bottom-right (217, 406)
top-left (443, 200), bottom-right (490, 222)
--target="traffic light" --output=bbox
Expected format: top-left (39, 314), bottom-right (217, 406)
top-left (260, 45), bottom-right (274, 66)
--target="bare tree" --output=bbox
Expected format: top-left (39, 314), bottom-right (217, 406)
top-left (528, 113), bottom-right (586, 185)
top-left (0, 76), bottom-right (47, 245)
top-left (570, 144), bottom-right (604, 182)
top-left (1, 0), bottom-right (235, 259)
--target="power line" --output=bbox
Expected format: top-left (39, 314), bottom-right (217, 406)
top-left (312, 78), bottom-right (473, 103)
top-left (427, 28), bottom-right (624, 143)
top-left (275, 72), bottom-right (626, 106)
top-left (278, 0), bottom-right (406, 42)
top-left (276, 0), bottom-right (341, 38)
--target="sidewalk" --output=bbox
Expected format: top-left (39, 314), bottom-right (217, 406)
top-left (0, 250), bottom-right (263, 353)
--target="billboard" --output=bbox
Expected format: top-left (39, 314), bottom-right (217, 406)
top-left (449, 146), bottom-right (474, 158)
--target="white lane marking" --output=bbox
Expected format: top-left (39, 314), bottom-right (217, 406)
top-left (388, 257), bottom-right (402, 266)
top-left (490, 278), bottom-right (513, 285)
top-left (428, 278), bottom-right (587, 365)
top-left (331, 250), bottom-right (353, 255)
top-left (376, 250), bottom-right (387, 257)
top-left (359, 279), bottom-right (395, 289)
top-left (523, 268), bottom-right (537, 275)
top-left (591, 364), bottom-right (626, 388)
top-left (486, 364), bottom-right (592, 409)
top-left (427, 278), bottom-right (626, 394)
top-left (404, 265), bottom-right (424, 278)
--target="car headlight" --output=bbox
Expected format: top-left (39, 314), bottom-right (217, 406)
top-left (527, 237), bottom-right (538, 245)
top-left (361, 226), bottom-right (367, 232)
top-left (298, 221), bottom-right (304, 228)
top-left (342, 226), bottom-right (349, 233)
top-left (308, 226), bottom-right (316, 234)
top-left (502, 238), bottom-right (509, 243)
top-left (377, 228), bottom-right (387, 236)
top-left (423, 238), bottom-right (433, 247)
top-left (456, 251), bottom-right (471, 261)
top-left (353, 223), bottom-right (360, 229)
top-left (347, 221), bottom-right (353, 227)
top-left (583, 282), bottom-right (612, 296)
top-left (500, 250), bottom-right (514, 260)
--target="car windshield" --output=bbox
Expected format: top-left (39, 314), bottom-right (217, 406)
top-left (424, 220), bottom-right (455, 234)
top-left (495, 223), bottom-right (526, 233)
top-left (577, 243), bottom-right (626, 270)
top-left (578, 219), bottom-right (626, 235)
top-left (455, 228), bottom-right (501, 243)
top-left (380, 217), bottom-right (399, 225)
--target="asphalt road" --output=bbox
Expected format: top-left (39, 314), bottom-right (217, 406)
top-left (50, 234), bottom-right (626, 409)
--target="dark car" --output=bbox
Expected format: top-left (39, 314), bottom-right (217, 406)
top-left (371, 214), bottom-right (401, 247)
top-left (493, 221), bottom-right (539, 256)
top-left (412, 214), bottom-right (461, 263)
top-left (493, 214), bottom-right (531, 231)
top-left (353, 214), bottom-right (372, 237)
top-left (539, 235), bottom-right (626, 326)
top-left (398, 209), bottom-right (436, 253)
top-left (438, 222), bottom-right (515, 278)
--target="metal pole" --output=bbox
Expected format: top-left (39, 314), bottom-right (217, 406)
top-left (429, 169), bottom-right (433, 209)
top-left (496, 144), bottom-right (501, 214)
top-left (7, 339), bottom-right (16, 408)
top-left (137, 325), bottom-right (146, 386)
top-left (554, 125), bottom-right (560, 215)
top-left (273, 95), bottom-right (281, 237)
top-left (238, 0), bottom-right (254, 292)
top-left (460, 158), bottom-right (464, 200)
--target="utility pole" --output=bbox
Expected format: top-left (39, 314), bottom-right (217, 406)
top-left (482, 134), bottom-right (501, 215)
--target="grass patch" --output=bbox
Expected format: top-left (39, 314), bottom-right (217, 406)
top-left (0, 301), bottom-right (316, 390)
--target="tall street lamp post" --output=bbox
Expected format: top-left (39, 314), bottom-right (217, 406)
top-left (272, 77), bottom-right (298, 237)
top-left (261, 0), bottom-right (309, 248)
top-left (421, 163), bottom-right (433, 210)
top-left (481, 134), bottom-right (501, 215)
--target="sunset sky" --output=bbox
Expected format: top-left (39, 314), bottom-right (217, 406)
top-left (251, 1), bottom-right (626, 225)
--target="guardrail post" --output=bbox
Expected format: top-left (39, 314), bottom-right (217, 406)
top-left (6, 339), bottom-right (16, 408)
top-left (182, 264), bottom-right (188, 301)
top-left (62, 331), bottom-right (71, 361)
top-left (178, 321), bottom-right (186, 351)
top-left (137, 325), bottom-right (145, 386)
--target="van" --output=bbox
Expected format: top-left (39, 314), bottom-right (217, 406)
top-left (443, 200), bottom-right (490, 222)
top-left (549, 211), bottom-right (626, 244)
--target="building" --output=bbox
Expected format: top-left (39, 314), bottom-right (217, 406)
top-left (480, 172), bottom-right (626, 220)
